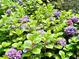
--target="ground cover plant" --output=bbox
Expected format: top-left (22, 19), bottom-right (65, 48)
top-left (0, 0), bottom-right (79, 59)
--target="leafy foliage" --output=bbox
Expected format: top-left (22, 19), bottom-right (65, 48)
top-left (0, 0), bottom-right (79, 59)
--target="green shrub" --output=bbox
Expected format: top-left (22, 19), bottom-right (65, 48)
top-left (0, 0), bottom-right (79, 59)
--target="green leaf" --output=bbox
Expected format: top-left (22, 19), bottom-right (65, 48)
top-left (27, 34), bottom-right (34, 40)
top-left (59, 50), bottom-right (65, 59)
top-left (33, 37), bottom-right (42, 44)
top-left (66, 52), bottom-right (73, 57)
top-left (0, 45), bottom-right (2, 48)
top-left (64, 44), bottom-right (74, 51)
top-left (32, 48), bottom-right (41, 54)
top-left (15, 29), bottom-right (23, 35)
top-left (54, 55), bottom-right (60, 59)
top-left (69, 37), bottom-right (78, 43)
top-left (46, 44), bottom-right (54, 49)
top-left (77, 45), bottom-right (79, 49)
top-left (23, 40), bottom-right (32, 49)
top-left (12, 43), bottom-right (18, 48)
top-left (55, 45), bottom-right (62, 49)
top-left (2, 42), bottom-right (11, 47)
top-left (22, 52), bottom-right (31, 57)
top-left (45, 52), bottom-right (52, 57)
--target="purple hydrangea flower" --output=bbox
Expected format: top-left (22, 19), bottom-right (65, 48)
top-left (67, 20), bottom-right (73, 26)
top-left (71, 16), bottom-right (78, 23)
top-left (5, 48), bottom-right (22, 59)
top-left (17, 50), bottom-right (22, 54)
top-left (57, 38), bottom-right (66, 46)
top-left (6, 9), bottom-right (11, 15)
top-left (15, 52), bottom-right (22, 59)
top-left (54, 11), bottom-right (60, 17)
top-left (19, 15), bottom-right (30, 23)
top-left (64, 26), bottom-right (77, 35)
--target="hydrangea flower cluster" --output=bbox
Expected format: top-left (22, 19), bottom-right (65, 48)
top-left (54, 11), bottom-right (60, 17)
top-left (67, 20), bottom-right (73, 26)
top-left (64, 26), bottom-right (77, 35)
top-left (71, 16), bottom-right (78, 23)
top-left (6, 9), bottom-right (11, 15)
top-left (19, 15), bottom-right (30, 23)
top-left (5, 48), bottom-right (22, 59)
top-left (57, 38), bottom-right (66, 47)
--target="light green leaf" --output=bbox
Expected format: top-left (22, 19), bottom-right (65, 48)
top-left (23, 40), bottom-right (32, 49)
top-left (32, 48), bottom-right (41, 54)
top-left (54, 55), bottom-right (60, 59)
top-left (59, 50), bottom-right (65, 59)
top-left (15, 29), bottom-right (23, 35)
top-left (12, 43), bottom-right (18, 47)
top-left (2, 42), bottom-right (11, 47)
top-left (45, 52), bottom-right (52, 57)
top-left (46, 44), bottom-right (54, 49)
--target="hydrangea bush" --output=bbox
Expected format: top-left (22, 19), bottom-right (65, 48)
top-left (0, 0), bottom-right (79, 59)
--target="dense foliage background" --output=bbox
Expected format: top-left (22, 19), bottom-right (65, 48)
top-left (43, 0), bottom-right (79, 13)
top-left (0, 0), bottom-right (79, 59)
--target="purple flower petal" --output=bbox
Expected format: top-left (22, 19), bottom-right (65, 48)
top-left (64, 26), bottom-right (77, 35)
top-left (6, 9), bottom-right (11, 15)
top-left (71, 16), bottom-right (78, 23)
top-left (57, 38), bottom-right (66, 46)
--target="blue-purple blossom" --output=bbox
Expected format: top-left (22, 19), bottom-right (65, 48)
top-left (71, 16), bottom-right (78, 23)
top-left (17, 50), bottom-right (22, 54)
top-left (57, 38), bottom-right (66, 46)
top-left (54, 11), bottom-right (60, 17)
top-left (5, 48), bottom-right (22, 59)
top-left (6, 9), bottom-right (11, 15)
top-left (64, 26), bottom-right (77, 35)
top-left (19, 15), bottom-right (30, 23)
